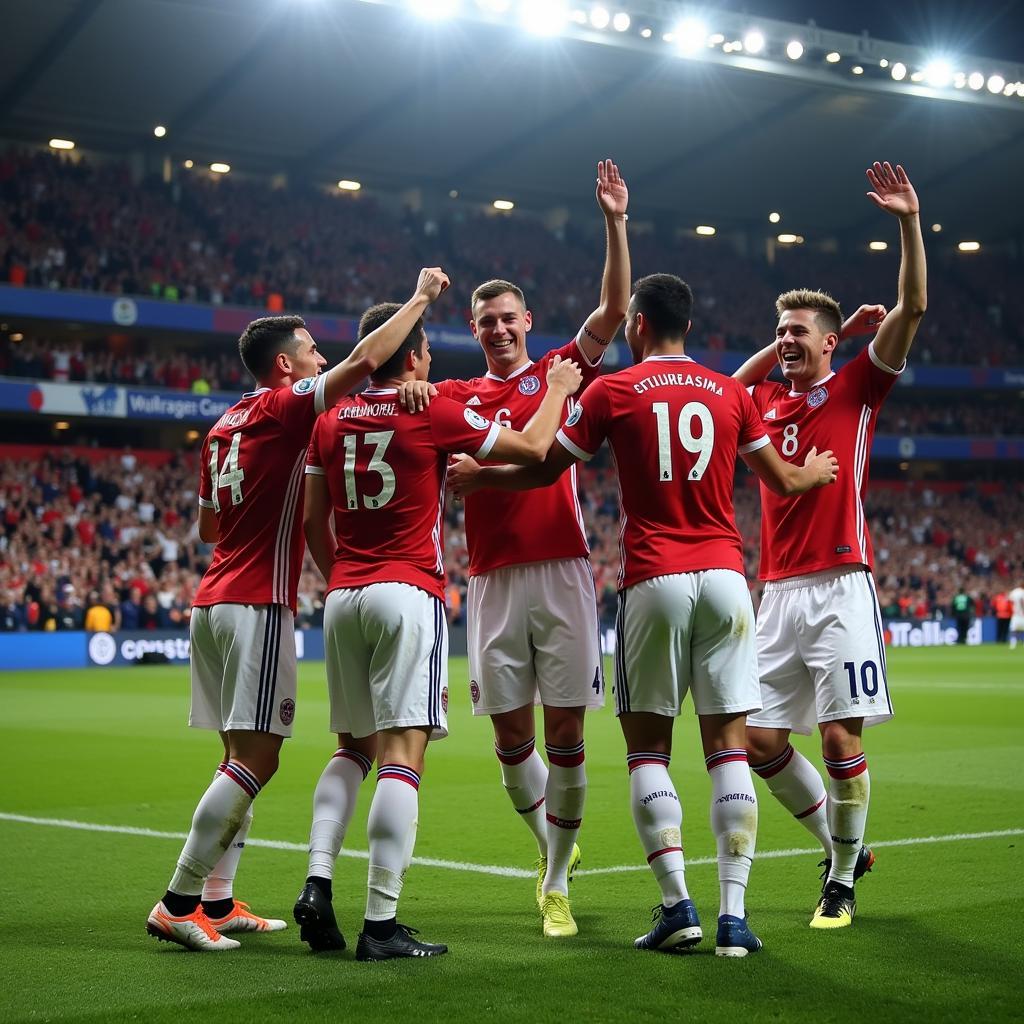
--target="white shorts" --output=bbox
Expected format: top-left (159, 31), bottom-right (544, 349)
top-left (467, 557), bottom-right (604, 716)
top-left (749, 567), bottom-right (894, 736)
top-left (614, 569), bottom-right (761, 718)
top-left (324, 583), bottom-right (448, 740)
top-left (189, 603), bottom-right (297, 736)
top-left (1010, 616), bottom-right (1024, 633)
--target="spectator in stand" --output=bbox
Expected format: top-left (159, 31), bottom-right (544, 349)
top-left (993, 590), bottom-right (1012, 643)
top-left (84, 588), bottom-right (114, 632)
top-left (119, 585), bottom-right (143, 630)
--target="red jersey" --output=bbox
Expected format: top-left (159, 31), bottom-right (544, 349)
top-left (749, 342), bottom-right (902, 580)
top-left (557, 355), bottom-right (769, 590)
top-left (193, 375), bottom-right (327, 612)
top-left (435, 335), bottom-right (602, 576)
top-left (306, 387), bottom-right (502, 600)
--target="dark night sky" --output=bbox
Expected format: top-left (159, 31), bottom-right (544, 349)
top-left (715, 0), bottom-right (1024, 64)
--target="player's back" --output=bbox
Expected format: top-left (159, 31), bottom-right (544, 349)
top-left (562, 355), bottom-right (767, 589)
top-left (195, 377), bottom-right (326, 610)
top-left (307, 387), bottom-right (487, 600)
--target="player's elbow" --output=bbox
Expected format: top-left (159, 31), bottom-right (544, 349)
top-left (198, 523), bottom-right (219, 544)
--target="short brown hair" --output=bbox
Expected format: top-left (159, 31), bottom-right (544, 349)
top-left (775, 289), bottom-right (842, 337)
top-left (471, 279), bottom-right (527, 313)
top-left (238, 315), bottom-right (305, 381)
top-left (359, 303), bottom-right (425, 382)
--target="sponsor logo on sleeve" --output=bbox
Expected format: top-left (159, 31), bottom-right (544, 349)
top-left (518, 375), bottom-right (541, 396)
top-left (564, 402), bottom-right (583, 428)
top-left (464, 408), bottom-right (490, 431)
top-left (292, 376), bottom-right (318, 396)
top-left (806, 386), bottom-right (828, 409)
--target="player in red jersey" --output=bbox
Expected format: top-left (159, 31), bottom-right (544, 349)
top-left (733, 162), bottom-right (927, 930)
top-left (453, 273), bottom-right (837, 956)
top-left (292, 300), bottom-right (583, 960)
top-left (399, 160), bottom-right (630, 938)
top-left (146, 268), bottom-right (450, 952)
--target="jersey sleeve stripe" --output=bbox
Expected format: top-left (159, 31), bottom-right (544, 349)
top-left (304, 465), bottom-right (326, 475)
top-left (737, 435), bottom-right (771, 455)
top-left (867, 341), bottom-right (905, 375)
top-left (198, 496), bottom-right (216, 509)
top-left (556, 429), bottom-right (594, 461)
top-left (313, 372), bottom-right (328, 414)
top-left (473, 421), bottom-right (502, 460)
top-left (572, 331), bottom-right (605, 368)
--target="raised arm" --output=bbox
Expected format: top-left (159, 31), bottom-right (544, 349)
top-left (302, 473), bottom-right (336, 582)
top-left (322, 267), bottom-right (449, 407)
top-left (485, 357), bottom-right (583, 464)
top-left (577, 159), bottom-right (630, 363)
top-left (865, 162), bottom-right (926, 370)
top-left (742, 443), bottom-right (838, 496)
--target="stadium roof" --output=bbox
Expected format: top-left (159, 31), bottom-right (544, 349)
top-left (1, 0), bottom-right (1022, 243)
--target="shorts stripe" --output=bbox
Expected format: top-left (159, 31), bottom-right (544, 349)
top-left (865, 574), bottom-right (893, 715)
top-left (254, 606), bottom-right (274, 732)
top-left (428, 598), bottom-right (443, 730)
top-left (256, 605), bottom-right (282, 733)
top-left (615, 591), bottom-right (630, 714)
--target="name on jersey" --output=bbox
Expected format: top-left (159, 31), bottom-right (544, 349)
top-left (216, 407), bottom-right (252, 430)
top-left (633, 372), bottom-right (724, 397)
top-left (338, 402), bottom-right (397, 419)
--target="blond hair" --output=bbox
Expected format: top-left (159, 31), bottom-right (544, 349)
top-left (775, 289), bottom-right (842, 337)
top-left (471, 279), bottom-right (527, 312)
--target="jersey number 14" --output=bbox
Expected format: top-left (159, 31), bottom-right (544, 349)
top-left (209, 433), bottom-right (245, 513)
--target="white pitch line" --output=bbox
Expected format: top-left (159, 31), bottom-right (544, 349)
top-left (0, 813), bottom-right (1020, 880)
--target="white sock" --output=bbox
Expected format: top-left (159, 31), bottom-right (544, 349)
top-left (751, 744), bottom-right (832, 858)
top-left (202, 803), bottom-right (252, 902)
top-left (706, 749), bottom-right (758, 920)
top-left (496, 739), bottom-right (548, 857)
top-left (169, 761), bottom-right (260, 896)
top-left (824, 755), bottom-right (871, 887)
top-left (543, 742), bottom-right (586, 896)
top-left (627, 753), bottom-right (689, 907)
top-left (365, 765), bottom-right (420, 921)
top-left (308, 748), bottom-right (373, 879)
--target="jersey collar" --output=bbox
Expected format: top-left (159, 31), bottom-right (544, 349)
top-left (362, 387), bottom-right (398, 396)
top-left (485, 360), bottom-right (535, 383)
top-left (241, 386), bottom-right (272, 398)
top-left (643, 354), bottom-right (694, 363)
top-left (788, 371), bottom-right (835, 397)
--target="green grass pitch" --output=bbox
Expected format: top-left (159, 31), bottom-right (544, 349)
top-left (2, 648), bottom-right (1022, 1023)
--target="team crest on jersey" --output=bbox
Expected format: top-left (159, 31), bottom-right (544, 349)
top-left (564, 403), bottom-right (583, 428)
top-left (464, 408), bottom-right (490, 431)
top-left (279, 698), bottom-right (295, 726)
top-left (518, 375), bottom-right (541, 396)
top-left (470, 680), bottom-right (481, 704)
top-left (441, 687), bottom-right (449, 713)
top-left (806, 386), bottom-right (828, 409)
top-left (292, 376), bottom-right (318, 396)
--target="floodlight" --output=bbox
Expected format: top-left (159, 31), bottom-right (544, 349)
top-left (957, 241), bottom-right (980, 252)
top-left (825, 51), bottom-right (841, 63)
top-left (851, 65), bottom-right (864, 75)
top-left (777, 233), bottom-right (799, 244)
top-left (742, 30), bottom-right (765, 54)
top-left (931, 223), bottom-right (942, 233)
top-left (786, 40), bottom-right (803, 60)
top-left (210, 163), bottom-right (230, 174)
top-left (987, 74), bottom-right (1005, 93)
top-left (674, 19), bottom-right (707, 54)
top-left (890, 62), bottom-right (907, 81)
top-left (520, 0), bottom-right (567, 34)
top-left (695, 225), bottom-right (716, 236)
top-left (49, 138), bottom-right (75, 150)
top-left (338, 180), bottom-right (362, 191)
top-left (639, 27), bottom-right (652, 38)
top-left (967, 71), bottom-right (984, 90)
top-left (923, 59), bottom-right (953, 88)
top-left (493, 199), bottom-right (515, 210)
top-left (589, 5), bottom-right (610, 29)
top-left (153, 125), bottom-right (167, 138)
top-left (409, 0), bottom-right (459, 17)
top-left (612, 11), bottom-right (630, 31)
top-left (868, 241), bottom-right (888, 251)
top-left (768, 211), bottom-right (781, 224)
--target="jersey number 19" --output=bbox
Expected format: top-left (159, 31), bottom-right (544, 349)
top-left (652, 401), bottom-right (714, 482)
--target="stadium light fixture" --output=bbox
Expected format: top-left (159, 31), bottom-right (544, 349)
top-left (409, 0), bottom-right (460, 18)
top-left (449, 189), bottom-right (459, 198)
top-left (54, 421), bottom-right (70, 431)
top-left (589, 5), bottom-right (610, 29)
top-left (338, 179), bottom-right (362, 191)
top-left (9, 332), bottom-right (24, 341)
top-left (673, 19), bottom-right (707, 55)
top-left (786, 40), bottom-right (804, 60)
top-left (612, 11), bottom-right (629, 31)
top-left (695, 225), bottom-right (716, 236)
top-left (153, 125), bottom-right (167, 138)
top-left (493, 199), bottom-right (515, 210)
top-left (851, 65), bottom-right (864, 75)
top-left (1004, 82), bottom-right (1016, 96)
top-left (768, 211), bottom-right (781, 224)
top-left (639, 27), bottom-right (652, 38)
top-left (890, 62), bottom-right (907, 81)
top-left (923, 59), bottom-right (953, 88)
top-left (183, 159), bottom-right (194, 168)
top-left (957, 241), bottom-right (981, 252)
top-left (519, 0), bottom-right (567, 35)
top-left (210, 162), bottom-right (230, 174)
top-left (185, 429), bottom-right (201, 443)
top-left (953, 71), bottom-right (967, 89)
top-left (825, 51), bottom-right (841, 63)
top-left (931, 223), bottom-right (942, 233)
top-left (708, 32), bottom-right (725, 46)
top-left (987, 74), bottom-right (1005, 93)
top-left (910, 69), bottom-right (925, 82)
top-left (879, 59), bottom-right (889, 68)
top-left (49, 138), bottom-right (75, 150)
top-left (742, 29), bottom-right (765, 54)
top-left (868, 241), bottom-right (888, 251)
top-left (968, 71), bottom-right (984, 90)
top-left (777, 233), bottom-right (800, 244)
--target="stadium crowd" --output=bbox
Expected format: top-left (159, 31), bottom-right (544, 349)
top-left (2, 148), bottom-right (1022, 366)
top-left (1, 446), bottom-right (1020, 634)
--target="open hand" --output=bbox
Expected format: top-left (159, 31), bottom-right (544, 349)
top-left (596, 159), bottom-right (628, 219)
top-left (866, 162), bottom-right (919, 218)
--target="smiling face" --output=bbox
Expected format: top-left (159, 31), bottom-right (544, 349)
top-left (279, 327), bottom-right (327, 383)
top-left (470, 291), bottom-right (532, 377)
top-left (775, 308), bottom-right (838, 391)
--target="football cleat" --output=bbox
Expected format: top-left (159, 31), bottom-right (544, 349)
top-left (810, 881), bottom-right (856, 929)
top-left (634, 900), bottom-right (702, 952)
top-left (207, 900), bottom-right (287, 934)
top-left (818, 845), bottom-right (875, 889)
top-left (540, 892), bottom-right (578, 938)
top-left (355, 924), bottom-right (448, 961)
top-left (715, 915), bottom-right (763, 957)
top-left (535, 843), bottom-right (582, 907)
top-left (146, 901), bottom-right (240, 952)
top-left (293, 882), bottom-right (346, 952)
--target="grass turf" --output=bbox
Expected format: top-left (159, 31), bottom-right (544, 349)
top-left (1, 647), bottom-right (1022, 1023)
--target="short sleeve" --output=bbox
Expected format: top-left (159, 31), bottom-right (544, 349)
top-left (197, 437), bottom-right (215, 509)
top-left (540, 337), bottom-right (605, 387)
top-left (429, 396), bottom-right (501, 460)
top-left (736, 383), bottom-right (771, 455)
top-left (556, 379), bottom-right (611, 462)
top-left (304, 417), bottom-right (326, 477)
top-left (748, 380), bottom-right (783, 416)
top-left (266, 375), bottom-right (328, 438)
top-left (842, 344), bottom-right (904, 408)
